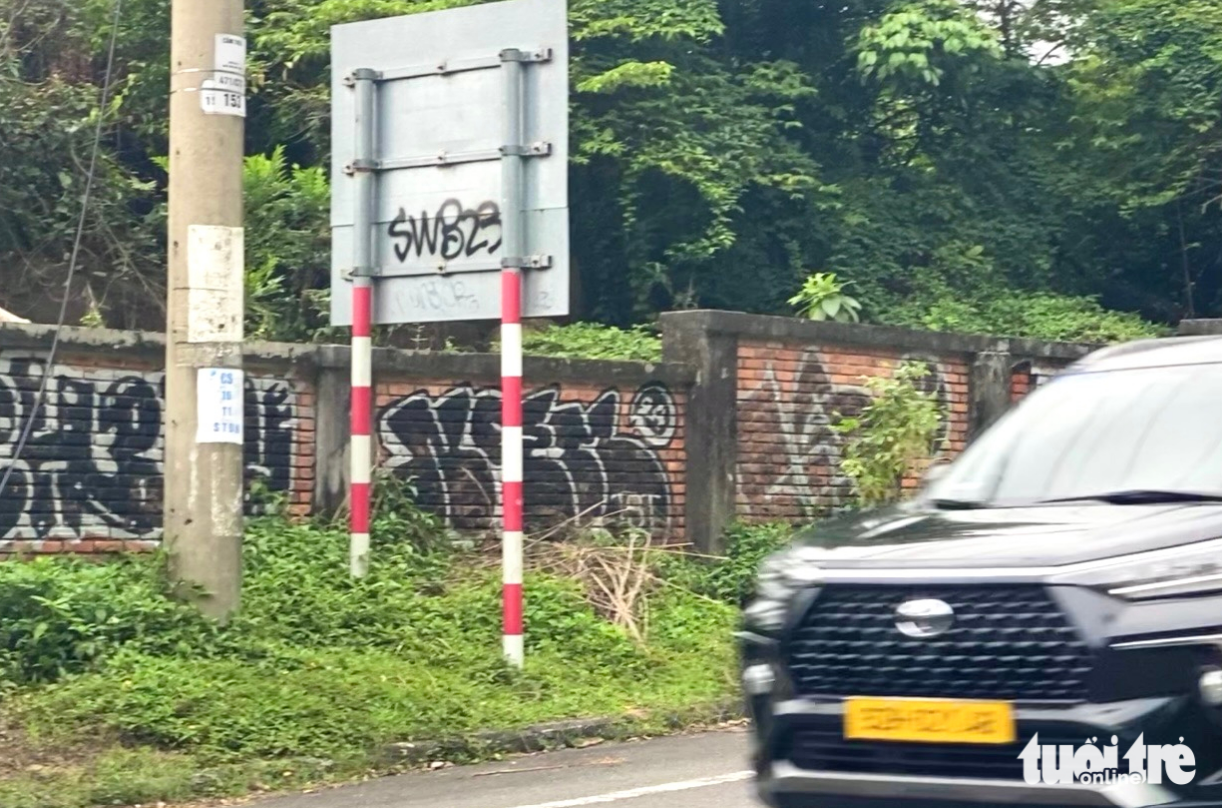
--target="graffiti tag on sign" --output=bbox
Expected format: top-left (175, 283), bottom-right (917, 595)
top-left (387, 199), bottom-right (502, 263)
top-left (401, 278), bottom-right (481, 318)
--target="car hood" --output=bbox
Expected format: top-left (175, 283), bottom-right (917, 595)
top-left (792, 501), bottom-right (1222, 569)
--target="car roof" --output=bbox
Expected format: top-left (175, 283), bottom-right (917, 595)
top-left (1070, 335), bottom-right (1222, 373)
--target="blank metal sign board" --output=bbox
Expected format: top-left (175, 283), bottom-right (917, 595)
top-left (329, 0), bottom-right (569, 326)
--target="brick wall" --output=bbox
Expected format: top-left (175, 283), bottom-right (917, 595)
top-left (373, 375), bottom-right (686, 535)
top-left (1010, 360), bottom-right (1071, 403)
top-left (1011, 367), bottom-right (1032, 402)
top-left (661, 312), bottom-right (1097, 549)
top-left (1, 314), bottom-right (1098, 556)
top-left (0, 327), bottom-right (692, 553)
top-left (0, 343), bottom-right (313, 553)
top-left (735, 342), bottom-right (970, 521)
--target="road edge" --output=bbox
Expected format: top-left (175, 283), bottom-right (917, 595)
top-left (378, 698), bottom-right (747, 767)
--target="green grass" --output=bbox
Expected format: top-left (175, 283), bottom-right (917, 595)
top-left (0, 747), bottom-right (357, 808)
top-left (0, 490), bottom-right (785, 808)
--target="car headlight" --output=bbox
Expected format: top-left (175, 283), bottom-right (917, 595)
top-left (755, 549), bottom-right (794, 601)
top-left (1054, 538), bottom-right (1222, 601)
top-left (743, 546), bottom-right (824, 634)
top-left (753, 545), bottom-right (826, 602)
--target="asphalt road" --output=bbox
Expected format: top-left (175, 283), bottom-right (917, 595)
top-left (252, 728), bottom-right (757, 808)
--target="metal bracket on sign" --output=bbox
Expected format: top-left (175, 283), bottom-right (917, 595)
top-left (378, 149), bottom-right (501, 172)
top-left (500, 48), bottom-right (553, 64)
top-left (371, 48), bottom-right (552, 84)
top-left (343, 68), bottom-right (381, 87)
top-left (342, 266), bottom-right (379, 281)
top-left (344, 256), bottom-right (551, 280)
top-left (500, 142), bottom-right (552, 158)
top-left (343, 158), bottom-right (378, 176)
top-left (501, 255), bottom-right (554, 270)
top-left (347, 143), bottom-right (552, 174)
top-left (355, 261), bottom-right (504, 279)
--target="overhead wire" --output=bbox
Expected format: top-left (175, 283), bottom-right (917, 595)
top-left (0, 0), bottom-right (125, 501)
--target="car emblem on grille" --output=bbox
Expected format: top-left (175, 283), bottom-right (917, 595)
top-left (895, 598), bottom-right (954, 638)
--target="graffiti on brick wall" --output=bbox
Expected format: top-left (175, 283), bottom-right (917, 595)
top-left (379, 382), bottom-right (678, 531)
top-left (738, 350), bottom-right (868, 516)
top-left (0, 355), bottom-right (298, 542)
top-left (738, 350), bottom-right (950, 517)
top-left (0, 358), bottom-right (164, 541)
top-left (244, 376), bottom-right (296, 497)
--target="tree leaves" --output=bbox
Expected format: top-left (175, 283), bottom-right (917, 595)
top-left (788, 272), bottom-right (863, 323)
top-left (575, 61), bottom-right (675, 94)
top-left (855, 0), bottom-right (1003, 86)
top-left (0, 0), bottom-right (1210, 334)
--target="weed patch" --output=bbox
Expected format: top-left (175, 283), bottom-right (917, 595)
top-left (653, 522), bottom-right (794, 605)
top-left (0, 511), bottom-right (785, 808)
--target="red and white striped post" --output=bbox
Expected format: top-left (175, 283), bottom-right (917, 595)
top-left (350, 282), bottom-right (373, 577)
top-left (499, 48), bottom-right (527, 666)
top-left (348, 68), bottom-right (376, 578)
top-left (501, 270), bottom-right (524, 666)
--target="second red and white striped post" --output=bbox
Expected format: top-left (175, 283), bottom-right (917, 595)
top-left (348, 68), bottom-right (376, 579)
top-left (350, 282), bottom-right (372, 578)
top-left (499, 48), bottom-right (527, 667)
top-left (501, 269), bottom-right (524, 666)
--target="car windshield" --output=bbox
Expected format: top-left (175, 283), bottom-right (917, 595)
top-left (924, 361), bottom-right (1222, 508)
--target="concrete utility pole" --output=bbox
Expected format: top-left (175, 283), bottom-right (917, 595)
top-left (164, 0), bottom-right (248, 620)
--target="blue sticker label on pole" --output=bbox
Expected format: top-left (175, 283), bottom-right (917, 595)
top-left (196, 368), bottom-right (245, 444)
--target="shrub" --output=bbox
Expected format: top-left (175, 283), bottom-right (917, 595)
top-left (13, 554), bottom-right (731, 761)
top-left (883, 289), bottom-right (1167, 344)
top-left (3, 509), bottom-right (746, 764)
top-left (788, 271), bottom-right (863, 323)
top-left (0, 555), bottom-right (220, 688)
top-left (832, 361), bottom-right (945, 507)
top-left (491, 322), bottom-right (663, 363)
top-left (0, 480), bottom-right (777, 785)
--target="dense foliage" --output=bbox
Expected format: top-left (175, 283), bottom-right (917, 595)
top-left (2, 0), bottom-right (1214, 340)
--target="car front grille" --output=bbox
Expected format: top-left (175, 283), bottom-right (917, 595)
top-left (785, 585), bottom-right (1093, 701)
top-left (783, 727), bottom-right (1082, 780)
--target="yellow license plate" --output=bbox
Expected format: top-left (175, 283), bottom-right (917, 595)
top-left (843, 697), bottom-right (1016, 744)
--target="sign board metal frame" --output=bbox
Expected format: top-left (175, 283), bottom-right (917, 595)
top-left (329, 0), bottom-right (570, 326)
top-left (330, 0), bottom-right (570, 667)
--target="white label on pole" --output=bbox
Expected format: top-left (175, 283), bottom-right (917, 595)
top-left (196, 368), bottom-right (244, 444)
top-left (205, 34), bottom-right (246, 117)
top-left (208, 72), bottom-right (246, 93)
top-left (187, 225), bottom-right (245, 343)
top-left (200, 84), bottom-right (247, 117)
top-left (215, 34), bottom-right (246, 74)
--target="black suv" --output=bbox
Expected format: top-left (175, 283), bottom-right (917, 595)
top-left (741, 336), bottom-right (1222, 808)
